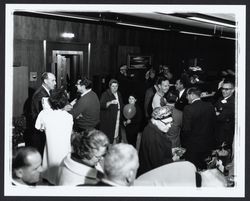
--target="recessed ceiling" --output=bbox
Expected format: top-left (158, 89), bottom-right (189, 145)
top-left (14, 10), bottom-right (236, 38)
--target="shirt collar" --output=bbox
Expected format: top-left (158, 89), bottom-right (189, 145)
top-left (42, 84), bottom-right (50, 96)
top-left (179, 89), bottom-right (185, 98)
top-left (64, 153), bottom-right (98, 178)
top-left (191, 98), bottom-right (201, 104)
top-left (81, 89), bottom-right (91, 97)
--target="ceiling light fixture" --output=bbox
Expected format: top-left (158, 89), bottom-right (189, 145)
top-left (18, 10), bottom-right (100, 22)
top-left (188, 16), bottom-right (236, 28)
top-left (179, 31), bottom-right (213, 37)
top-left (117, 22), bottom-right (168, 31)
top-left (61, 32), bottom-right (75, 38)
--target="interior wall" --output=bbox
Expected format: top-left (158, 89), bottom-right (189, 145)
top-left (13, 15), bottom-right (235, 90)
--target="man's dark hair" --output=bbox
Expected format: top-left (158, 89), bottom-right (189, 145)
top-left (223, 76), bottom-right (235, 87)
top-left (41, 72), bottom-right (49, 82)
top-left (178, 77), bottom-right (188, 88)
top-left (78, 77), bottom-right (92, 89)
top-left (12, 147), bottom-right (39, 171)
top-left (48, 89), bottom-right (68, 110)
top-left (71, 129), bottom-right (109, 160)
top-left (187, 87), bottom-right (202, 97)
top-left (156, 76), bottom-right (169, 86)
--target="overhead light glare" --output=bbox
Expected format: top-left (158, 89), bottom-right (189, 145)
top-left (61, 32), bottom-right (75, 38)
top-left (179, 31), bottom-right (213, 37)
top-left (188, 16), bottom-right (236, 28)
top-left (220, 36), bottom-right (236, 40)
top-left (18, 10), bottom-right (100, 22)
top-left (117, 22), bottom-right (168, 31)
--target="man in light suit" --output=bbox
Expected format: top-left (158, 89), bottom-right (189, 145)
top-left (182, 87), bottom-right (216, 170)
top-left (30, 72), bottom-right (56, 156)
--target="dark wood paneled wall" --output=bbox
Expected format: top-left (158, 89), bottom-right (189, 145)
top-left (14, 15), bottom-right (235, 91)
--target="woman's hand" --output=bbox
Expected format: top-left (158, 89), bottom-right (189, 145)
top-left (172, 154), bottom-right (180, 161)
top-left (124, 119), bottom-right (131, 126)
top-left (106, 99), bottom-right (118, 107)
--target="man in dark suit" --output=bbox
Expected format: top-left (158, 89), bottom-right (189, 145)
top-left (214, 80), bottom-right (235, 150)
top-left (175, 78), bottom-right (188, 111)
top-left (30, 72), bottom-right (56, 156)
top-left (65, 77), bottom-right (100, 131)
top-left (182, 87), bottom-right (216, 170)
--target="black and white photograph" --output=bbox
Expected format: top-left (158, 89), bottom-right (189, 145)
top-left (4, 3), bottom-right (246, 197)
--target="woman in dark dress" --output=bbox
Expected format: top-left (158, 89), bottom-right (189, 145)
top-left (100, 79), bottom-right (124, 144)
top-left (123, 94), bottom-right (143, 148)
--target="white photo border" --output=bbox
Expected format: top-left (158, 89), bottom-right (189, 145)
top-left (5, 4), bottom-right (246, 197)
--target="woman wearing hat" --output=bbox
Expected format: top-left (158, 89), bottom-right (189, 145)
top-left (137, 106), bottom-right (180, 176)
top-left (100, 79), bottom-right (124, 144)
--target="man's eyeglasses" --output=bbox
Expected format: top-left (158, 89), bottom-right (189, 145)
top-left (221, 88), bottom-right (233, 91)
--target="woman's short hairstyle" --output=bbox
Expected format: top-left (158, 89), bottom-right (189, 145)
top-left (78, 77), bottom-right (92, 89)
top-left (71, 129), bottom-right (109, 160)
top-left (48, 89), bottom-right (68, 110)
top-left (109, 79), bottom-right (119, 88)
top-left (104, 143), bottom-right (139, 179)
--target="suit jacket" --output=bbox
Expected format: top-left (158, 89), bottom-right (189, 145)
top-left (175, 89), bottom-right (188, 111)
top-left (182, 99), bottom-right (216, 152)
top-left (70, 90), bottom-right (100, 131)
top-left (31, 86), bottom-right (50, 124)
top-left (144, 86), bottom-right (157, 118)
top-left (214, 94), bottom-right (235, 147)
top-left (166, 107), bottom-right (183, 148)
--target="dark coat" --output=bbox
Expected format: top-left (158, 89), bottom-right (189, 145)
top-left (31, 86), bottom-right (50, 124)
top-left (175, 89), bottom-right (188, 111)
top-left (70, 90), bottom-right (100, 131)
top-left (100, 89), bottom-right (124, 143)
top-left (182, 99), bottom-right (216, 169)
top-left (30, 86), bottom-right (50, 156)
top-left (182, 99), bottom-right (216, 152)
top-left (124, 103), bottom-right (143, 147)
top-left (214, 95), bottom-right (235, 148)
top-left (137, 121), bottom-right (173, 176)
top-left (144, 86), bottom-right (157, 119)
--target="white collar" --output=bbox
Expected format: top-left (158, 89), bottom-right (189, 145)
top-left (12, 179), bottom-right (36, 187)
top-left (81, 89), bottom-right (91, 97)
top-left (101, 178), bottom-right (123, 186)
top-left (191, 98), bottom-right (201, 104)
top-left (64, 153), bottom-right (97, 178)
top-left (223, 94), bottom-right (232, 100)
top-left (42, 84), bottom-right (50, 96)
top-left (179, 88), bottom-right (185, 98)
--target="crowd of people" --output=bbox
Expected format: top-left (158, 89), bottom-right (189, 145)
top-left (12, 64), bottom-right (235, 187)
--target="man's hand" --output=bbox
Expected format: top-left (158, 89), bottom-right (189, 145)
top-left (63, 104), bottom-right (73, 111)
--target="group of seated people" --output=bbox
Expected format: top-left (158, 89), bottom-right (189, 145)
top-left (12, 133), bottom-right (139, 186)
top-left (12, 65), bottom-right (235, 187)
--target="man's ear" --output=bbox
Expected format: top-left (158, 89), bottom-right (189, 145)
top-left (15, 168), bottom-right (23, 179)
top-left (126, 169), bottom-right (135, 185)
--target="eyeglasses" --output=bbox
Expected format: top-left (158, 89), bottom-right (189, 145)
top-left (221, 88), bottom-right (233, 91)
top-left (159, 119), bottom-right (173, 126)
top-left (94, 154), bottom-right (103, 160)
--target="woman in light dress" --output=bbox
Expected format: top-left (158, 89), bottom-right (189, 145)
top-left (35, 89), bottom-right (73, 185)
